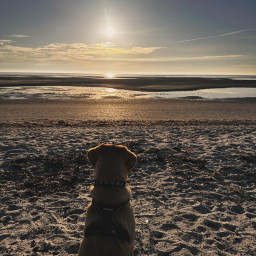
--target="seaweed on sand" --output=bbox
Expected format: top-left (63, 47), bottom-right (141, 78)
top-left (1, 154), bottom-right (90, 196)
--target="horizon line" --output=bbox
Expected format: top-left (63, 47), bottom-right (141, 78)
top-left (0, 71), bottom-right (255, 77)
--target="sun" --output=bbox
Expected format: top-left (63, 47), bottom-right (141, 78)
top-left (105, 26), bottom-right (115, 37)
top-left (105, 73), bottom-right (115, 78)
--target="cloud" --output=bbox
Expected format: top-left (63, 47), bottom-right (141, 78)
top-left (162, 55), bottom-right (245, 62)
top-left (0, 42), bottom-right (162, 62)
top-left (9, 34), bottom-right (31, 38)
top-left (180, 28), bottom-right (256, 43)
top-left (0, 40), bottom-right (13, 45)
top-left (1, 41), bottom-right (244, 68)
top-left (0, 40), bottom-right (245, 66)
top-left (97, 55), bottom-right (245, 62)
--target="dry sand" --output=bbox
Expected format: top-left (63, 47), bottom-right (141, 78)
top-left (0, 123), bottom-right (255, 256)
top-left (0, 97), bottom-right (256, 255)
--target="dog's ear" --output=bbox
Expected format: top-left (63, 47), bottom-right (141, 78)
top-left (125, 148), bottom-right (137, 172)
top-left (87, 144), bottom-right (102, 167)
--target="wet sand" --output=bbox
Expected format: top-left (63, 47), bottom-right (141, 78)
top-left (1, 98), bottom-right (256, 123)
top-left (0, 75), bottom-right (256, 91)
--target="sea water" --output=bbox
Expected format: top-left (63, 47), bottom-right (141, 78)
top-left (0, 73), bottom-right (255, 100)
top-left (1, 85), bottom-right (256, 100)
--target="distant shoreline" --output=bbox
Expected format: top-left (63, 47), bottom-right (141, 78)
top-left (0, 75), bottom-right (255, 92)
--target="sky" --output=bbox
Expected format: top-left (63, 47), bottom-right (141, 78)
top-left (0, 0), bottom-right (256, 75)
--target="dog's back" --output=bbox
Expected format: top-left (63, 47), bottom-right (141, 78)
top-left (78, 144), bottom-right (136, 256)
top-left (79, 235), bottom-right (131, 256)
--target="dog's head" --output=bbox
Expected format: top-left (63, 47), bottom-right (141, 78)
top-left (87, 144), bottom-right (137, 181)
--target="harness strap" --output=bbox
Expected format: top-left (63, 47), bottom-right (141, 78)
top-left (84, 199), bottom-right (131, 244)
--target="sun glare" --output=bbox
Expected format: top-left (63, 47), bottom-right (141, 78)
top-left (105, 26), bottom-right (115, 37)
top-left (105, 73), bottom-right (115, 78)
top-left (106, 88), bottom-right (117, 93)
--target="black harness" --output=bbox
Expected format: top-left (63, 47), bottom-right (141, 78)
top-left (84, 180), bottom-right (131, 244)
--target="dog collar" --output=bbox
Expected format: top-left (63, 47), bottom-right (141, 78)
top-left (93, 180), bottom-right (126, 188)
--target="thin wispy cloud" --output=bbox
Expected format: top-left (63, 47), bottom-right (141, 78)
top-left (0, 40), bottom-right (13, 45)
top-left (98, 55), bottom-right (246, 63)
top-left (9, 34), bottom-right (31, 38)
top-left (0, 42), bottom-right (162, 62)
top-left (147, 55), bottom-right (245, 62)
top-left (0, 40), bottom-right (245, 64)
top-left (180, 28), bottom-right (256, 43)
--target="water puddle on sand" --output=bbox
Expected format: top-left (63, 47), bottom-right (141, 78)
top-left (0, 86), bottom-right (256, 100)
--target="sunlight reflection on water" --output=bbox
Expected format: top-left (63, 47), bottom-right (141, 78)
top-left (0, 86), bottom-right (255, 100)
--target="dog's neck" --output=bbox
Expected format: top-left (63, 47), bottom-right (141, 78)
top-left (93, 180), bottom-right (126, 188)
top-left (90, 183), bottom-right (132, 204)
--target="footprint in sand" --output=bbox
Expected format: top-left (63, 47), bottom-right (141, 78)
top-left (203, 219), bottom-right (222, 231)
top-left (160, 222), bottom-right (179, 230)
top-left (229, 204), bottom-right (245, 214)
top-left (193, 203), bottom-right (211, 214)
top-left (182, 213), bottom-right (200, 222)
top-left (223, 223), bottom-right (237, 232)
top-left (150, 231), bottom-right (165, 239)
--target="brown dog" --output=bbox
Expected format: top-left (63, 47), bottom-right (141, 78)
top-left (78, 143), bottom-right (137, 256)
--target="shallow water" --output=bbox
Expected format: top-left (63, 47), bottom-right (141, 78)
top-left (0, 86), bottom-right (256, 100)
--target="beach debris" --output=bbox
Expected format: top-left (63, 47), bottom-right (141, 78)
top-left (1, 154), bottom-right (90, 196)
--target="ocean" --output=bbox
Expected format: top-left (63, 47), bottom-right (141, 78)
top-left (0, 73), bottom-right (256, 100)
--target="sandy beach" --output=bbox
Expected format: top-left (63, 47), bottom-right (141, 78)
top-left (0, 82), bottom-right (256, 256)
top-left (0, 121), bottom-right (255, 256)
top-left (1, 0), bottom-right (256, 254)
